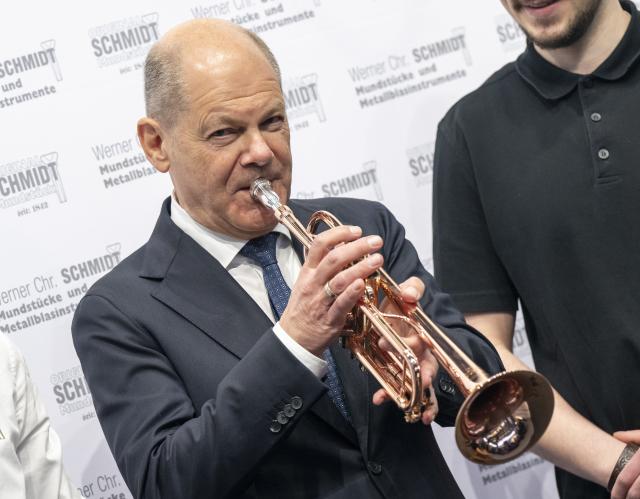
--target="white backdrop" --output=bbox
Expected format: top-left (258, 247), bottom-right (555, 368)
top-left (0, 1), bottom-right (561, 498)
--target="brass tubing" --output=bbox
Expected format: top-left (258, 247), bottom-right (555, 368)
top-left (250, 178), bottom-right (554, 463)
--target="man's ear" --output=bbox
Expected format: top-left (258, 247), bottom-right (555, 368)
top-left (137, 117), bottom-right (171, 173)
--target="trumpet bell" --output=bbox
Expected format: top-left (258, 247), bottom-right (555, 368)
top-left (456, 370), bottom-right (554, 463)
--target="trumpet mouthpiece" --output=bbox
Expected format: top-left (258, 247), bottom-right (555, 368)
top-left (250, 178), bottom-right (281, 211)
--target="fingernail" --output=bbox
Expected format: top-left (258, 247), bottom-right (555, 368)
top-left (367, 235), bottom-right (382, 247)
top-left (367, 253), bottom-right (382, 267)
top-left (350, 226), bottom-right (362, 235)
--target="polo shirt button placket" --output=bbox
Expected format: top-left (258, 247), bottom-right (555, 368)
top-left (598, 148), bottom-right (610, 160)
top-left (582, 76), bottom-right (594, 89)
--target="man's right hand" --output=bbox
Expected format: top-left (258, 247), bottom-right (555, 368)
top-left (611, 430), bottom-right (640, 499)
top-left (279, 225), bottom-right (384, 357)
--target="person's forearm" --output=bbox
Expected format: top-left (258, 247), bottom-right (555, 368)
top-left (496, 345), bottom-right (624, 487)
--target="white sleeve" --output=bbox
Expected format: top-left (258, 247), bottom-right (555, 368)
top-left (272, 322), bottom-right (328, 379)
top-left (12, 343), bottom-right (80, 499)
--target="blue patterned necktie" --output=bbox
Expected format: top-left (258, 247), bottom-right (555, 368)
top-left (240, 232), bottom-right (352, 423)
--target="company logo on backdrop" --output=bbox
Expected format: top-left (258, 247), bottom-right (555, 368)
top-left (320, 161), bottom-right (383, 200)
top-left (190, 0), bottom-right (321, 35)
top-left (348, 27), bottom-right (471, 110)
top-left (50, 365), bottom-right (93, 417)
top-left (0, 152), bottom-right (67, 216)
top-left (89, 13), bottom-right (159, 74)
top-left (495, 14), bottom-right (526, 53)
top-left (91, 135), bottom-right (157, 189)
top-left (0, 244), bottom-right (121, 335)
top-left (77, 471), bottom-right (129, 499)
top-left (477, 455), bottom-right (546, 486)
top-left (407, 142), bottom-right (435, 187)
top-left (283, 73), bottom-right (325, 131)
top-left (0, 40), bottom-right (62, 110)
top-left (60, 244), bottom-right (122, 285)
top-left (294, 190), bottom-right (316, 199)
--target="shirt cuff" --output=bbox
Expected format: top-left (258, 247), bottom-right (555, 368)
top-left (273, 322), bottom-right (328, 379)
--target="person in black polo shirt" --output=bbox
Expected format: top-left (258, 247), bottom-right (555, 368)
top-left (433, 0), bottom-right (640, 498)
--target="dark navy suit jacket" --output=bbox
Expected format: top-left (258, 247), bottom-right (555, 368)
top-left (72, 197), bottom-right (503, 499)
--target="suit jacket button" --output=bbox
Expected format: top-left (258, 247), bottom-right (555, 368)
top-left (283, 404), bottom-right (295, 417)
top-left (269, 421), bottom-right (282, 433)
top-left (277, 412), bottom-right (289, 425)
top-left (439, 376), bottom-right (455, 395)
top-left (367, 461), bottom-right (382, 475)
top-left (291, 396), bottom-right (303, 410)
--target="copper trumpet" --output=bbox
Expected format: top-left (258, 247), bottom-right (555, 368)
top-left (250, 178), bottom-right (554, 464)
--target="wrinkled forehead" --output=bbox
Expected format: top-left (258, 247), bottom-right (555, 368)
top-left (182, 37), bottom-right (277, 89)
top-left (177, 50), bottom-right (283, 127)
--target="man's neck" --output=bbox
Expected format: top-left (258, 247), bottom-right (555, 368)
top-left (534, 0), bottom-right (630, 74)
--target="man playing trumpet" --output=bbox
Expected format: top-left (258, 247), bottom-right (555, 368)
top-left (72, 19), bottom-right (503, 499)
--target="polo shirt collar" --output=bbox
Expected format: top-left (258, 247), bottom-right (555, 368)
top-left (515, 0), bottom-right (640, 100)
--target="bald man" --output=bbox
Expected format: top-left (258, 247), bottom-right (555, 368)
top-left (72, 20), bottom-right (503, 499)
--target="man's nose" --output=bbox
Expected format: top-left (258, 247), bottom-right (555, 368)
top-left (239, 131), bottom-right (274, 167)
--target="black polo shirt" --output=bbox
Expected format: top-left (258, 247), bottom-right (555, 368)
top-left (433, 1), bottom-right (640, 498)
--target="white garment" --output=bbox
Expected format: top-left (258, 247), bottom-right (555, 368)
top-left (0, 335), bottom-right (79, 499)
top-left (170, 196), bottom-right (327, 378)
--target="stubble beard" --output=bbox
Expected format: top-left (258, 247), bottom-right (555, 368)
top-left (517, 0), bottom-right (603, 49)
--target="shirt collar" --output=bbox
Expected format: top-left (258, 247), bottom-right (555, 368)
top-left (169, 193), bottom-right (292, 269)
top-left (515, 0), bottom-right (640, 100)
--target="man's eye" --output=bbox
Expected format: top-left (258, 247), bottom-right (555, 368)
top-left (209, 128), bottom-right (234, 138)
top-left (262, 116), bottom-right (284, 128)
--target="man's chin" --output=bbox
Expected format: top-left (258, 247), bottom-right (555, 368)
top-left (529, 27), bottom-right (582, 49)
top-left (518, 18), bottom-right (572, 48)
top-left (519, 0), bottom-right (602, 49)
top-left (245, 210), bottom-right (279, 234)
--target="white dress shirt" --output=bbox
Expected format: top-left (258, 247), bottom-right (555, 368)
top-left (170, 196), bottom-right (327, 378)
top-left (0, 335), bottom-right (80, 499)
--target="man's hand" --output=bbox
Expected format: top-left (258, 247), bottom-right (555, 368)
top-left (611, 430), bottom-right (640, 499)
top-left (280, 225), bottom-right (384, 356)
top-left (371, 277), bottom-right (439, 425)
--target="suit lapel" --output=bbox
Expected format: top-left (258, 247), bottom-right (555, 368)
top-left (153, 236), bottom-right (273, 359)
top-left (140, 199), bottom-right (272, 359)
top-left (141, 199), bottom-right (364, 444)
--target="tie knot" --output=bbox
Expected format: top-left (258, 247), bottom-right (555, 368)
top-left (240, 232), bottom-right (279, 268)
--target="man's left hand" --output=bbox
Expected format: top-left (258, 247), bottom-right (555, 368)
top-left (611, 430), bottom-right (640, 499)
top-left (371, 277), bottom-right (439, 425)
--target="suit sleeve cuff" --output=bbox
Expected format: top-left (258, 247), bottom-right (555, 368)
top-left (273, 322), bottom-right (327, 379)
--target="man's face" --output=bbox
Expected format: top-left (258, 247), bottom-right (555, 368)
top-left (165, 42), bottom-right (292, 240)
top-left (500, 0), bottom-right (603, 49)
